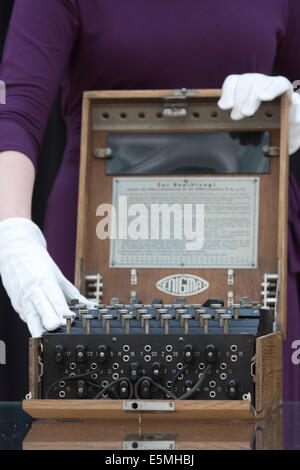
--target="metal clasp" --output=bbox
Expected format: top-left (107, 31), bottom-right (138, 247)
top-left (163, 88), bottom-right (195, 118)
top-left (123, 401), bottom-right (175, 413)
top-left (94, 147), bottom-right (113, 159)
top-left (263, 146), bottom-right (280, 157)
top-left (123, 434), bottom-right (176, 450)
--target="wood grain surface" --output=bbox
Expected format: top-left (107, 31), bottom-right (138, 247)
top-left (23, 418), bottom-right (255, 450)
top-left (22, 399), bottom-right (254, 421)
top-left (255, 331), bottom-right (283, 413)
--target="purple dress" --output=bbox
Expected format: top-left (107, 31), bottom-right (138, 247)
top-left (0, 0), bottom-right (300, 400)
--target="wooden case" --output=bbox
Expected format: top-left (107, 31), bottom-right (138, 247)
top-left (23, 89), bottom-right (289, 420)
top-left (22, 410), bottom-right (283, 450)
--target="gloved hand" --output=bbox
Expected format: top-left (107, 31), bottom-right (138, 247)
top-left (0, 217), bottom-right (94, 337)
top-left (218, 73), bottom-right (300, 155)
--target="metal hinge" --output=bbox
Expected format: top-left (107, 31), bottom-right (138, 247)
top-left (163, 88), bottom-right (196, 118)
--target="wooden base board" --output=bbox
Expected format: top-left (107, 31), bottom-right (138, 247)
top-left (23, 406), bottom-right (283, 450)
top-left (23, 418), bottom-right (255, 450)
top-left (23, 399), bottom-right (255, 421)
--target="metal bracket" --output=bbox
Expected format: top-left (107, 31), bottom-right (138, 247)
top-left (130, 290), bottom-right (137, 301)
top-left (163, 88), bottom-right (196, 118)
top-left (263, 146), bottom-right (280, 157)
top-left (130, 268), bottom-right (137, 286)
top-left (94, 147), bottom-right (113, 159)
top-left (227, 290), bottom-right (234, 307)
top-left (242, 392), bottom-right (252, 402)
top-left (173, 88), bottom-right (196, 97)
top-left (123, 434), bottom-right (176, 450)
top-left (261, 272), bottom-right (279, 331)
top-left (77, 258), bottom-right (83, 292)
top-left (122, 401), bottom-right (175, 413)
top-left (227, 268), bottom-right (234, 285)
top-left (86, 274), bottom-right (103, 304)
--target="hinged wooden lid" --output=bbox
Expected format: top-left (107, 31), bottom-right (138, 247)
top-left (76, 90), bottom-right (289, 336)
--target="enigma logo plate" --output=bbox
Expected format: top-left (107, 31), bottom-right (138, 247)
top-left (156, 274), bottom-right (209, 297)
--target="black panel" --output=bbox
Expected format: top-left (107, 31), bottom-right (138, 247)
top-left (42, 333), bottom-right (255, 401)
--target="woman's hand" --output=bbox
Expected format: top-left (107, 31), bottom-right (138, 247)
top-left (0, 217), bottom-right (93, 337)
top-left (218, 73), bottom-right (300, 155)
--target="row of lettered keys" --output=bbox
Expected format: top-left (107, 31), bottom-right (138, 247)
top-left (62, 299), bottom-right (262, 335)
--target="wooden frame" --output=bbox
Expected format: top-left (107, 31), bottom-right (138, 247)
top-left (23, 89), bottom-right (289, 420)
top-left (23, 407), bottom-right (282, 450)
top-left (75, 90), bottom-right (288, 334)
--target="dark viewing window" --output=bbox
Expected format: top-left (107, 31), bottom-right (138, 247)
top-left (106, 131), bottom-right (270, 175)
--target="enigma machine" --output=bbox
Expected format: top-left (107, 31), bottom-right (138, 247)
top-left (23, 89), bottom-right (289, 421)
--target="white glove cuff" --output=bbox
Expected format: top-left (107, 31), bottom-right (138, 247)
top-left (0, 217), bottom-right (47, 249)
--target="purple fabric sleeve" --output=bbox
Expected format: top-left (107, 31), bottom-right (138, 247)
top-left (0, 0), bottom-right (79, 168)
top-left (274, 0), bottom-right (300, 82)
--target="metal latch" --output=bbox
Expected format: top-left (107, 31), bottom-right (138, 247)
top-left (163, 88), bottom-right (195, 118)
top-left (123, 434), bottom-right (176, 450)
top-left (94, 147), bottom-right (113, 159)
top-left (263, 146), bottom-right (280, 157)
top-left (122, 401), bottom-right (175, 413)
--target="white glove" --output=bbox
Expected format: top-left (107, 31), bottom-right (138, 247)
top-left (0, 217), bottom-right (94, 337)
top-left (218, 73), bottom-right (300, 155)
